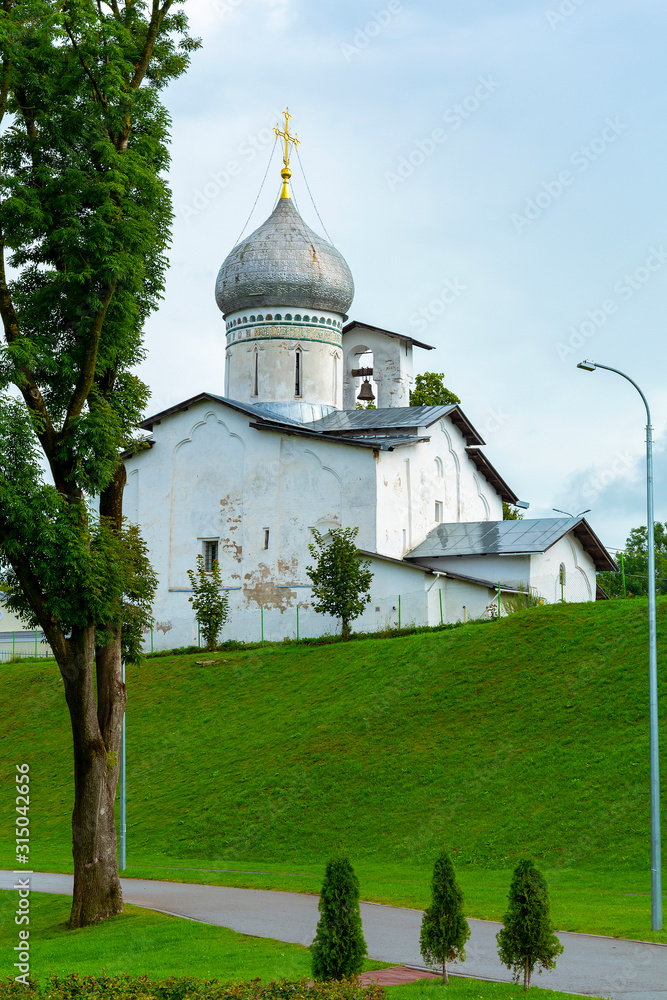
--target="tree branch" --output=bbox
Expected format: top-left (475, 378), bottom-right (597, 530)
top-left (63, 21), bottom-right (108, 110)
top-left (128, 0), bottom-right (172, 91)
top-left (0, 231), bottom-right (58, 458)
top-left (15, 86), bottom-right (38, 142)
top-left (63, 279), bottom-right (117, 429)
top-left (0, 60), bottom-right (11, 126)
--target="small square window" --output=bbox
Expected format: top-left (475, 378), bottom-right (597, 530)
top-left (435, 500), bottom-right (443, 522)
top-left (203, 540), bottom-right (219, 572)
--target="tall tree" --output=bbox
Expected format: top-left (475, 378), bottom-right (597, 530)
top-left (496, 859), bottom-right (563, 991)
top-left (306, 527), bottom-right (373, 641)
top-left (419, 848), bottom-right (470, 983)
top-left (0, 0), bottom-right (199, 927)
top-left (597, 522), bottom-right (667, 598)
top-left (311, 857), bottom-right (367, 981)
top-left (409, 372), bottom-right (460, 406)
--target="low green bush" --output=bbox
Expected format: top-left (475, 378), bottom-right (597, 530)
top-left (0, 975), bottom-right (386, 1000)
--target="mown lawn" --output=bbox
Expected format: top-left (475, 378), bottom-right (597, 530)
top-left (0, 892), bottom-right (603, 1000)
top-left (0, 598), bottom-right (665, 942)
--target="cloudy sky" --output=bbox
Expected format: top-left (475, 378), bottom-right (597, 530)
top-left (139, 0), bottom-right (667, 552)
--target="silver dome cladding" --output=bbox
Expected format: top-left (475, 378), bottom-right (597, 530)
top-left (215, 198), bottom-right (354, 317)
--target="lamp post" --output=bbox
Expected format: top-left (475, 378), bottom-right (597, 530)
top-left (577, 359), bottom-right (662, 930)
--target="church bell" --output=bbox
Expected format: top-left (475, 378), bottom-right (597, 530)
top-left (357, 378), bottom-right (375, 403)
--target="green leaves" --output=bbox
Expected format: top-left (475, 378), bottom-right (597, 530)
top-left (306, 528), bottom-right (373, 641)
top-left (188, 556), bottom-right (230, 652)
top-left (0, 0), bottom-right (196, 647)
top-left (409, 372), bottom-right (460, 407)
top-left (496, 859), bottom-right (563, 989)
top-left (598, 522), bottom-right (667, 598)
top-left (311, 858), bottom-right (367, 981)
top-left (419, 849), bottom-right (470, 980)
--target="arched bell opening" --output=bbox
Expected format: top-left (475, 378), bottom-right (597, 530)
top-left (344, 344), bottom-right (379, 409)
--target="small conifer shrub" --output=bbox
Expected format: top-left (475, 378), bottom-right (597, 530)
top-left (419, 848), bottom-right (470, 983)
top-left (310, 857), bottom-right (368, 980)
top-left (496, 859), bottom-right (564, 990)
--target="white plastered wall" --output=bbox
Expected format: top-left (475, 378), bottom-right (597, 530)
top-left (375, 415), bottom-right (503, 559)
top-left (124, 398), bottom-right (379, 646)
top-left (342, 328), bottom-right (413, 409)
top-left (529, 533), bottom-right (596, 603)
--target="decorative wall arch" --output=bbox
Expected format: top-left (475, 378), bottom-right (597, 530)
top-left (277, 442), bottom-right (343, 582)
top-left (473, 473), bottom-right (491, 519)
top-left (440, 423), bottom-right (461, 521)
top-left (169, 411), bottom-right (245, 589)
top-left (566, 535), bottom-right (592, 600)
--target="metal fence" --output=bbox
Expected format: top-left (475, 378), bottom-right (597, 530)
top-left (0, 630), bottom-right (53, 661)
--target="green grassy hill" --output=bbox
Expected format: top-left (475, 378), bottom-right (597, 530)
top-left (1, 598), bottom-right (665, 940)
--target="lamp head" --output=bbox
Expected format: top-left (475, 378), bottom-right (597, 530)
top-left (577, 360), bottom-right (597, 371)
top-left (514, 500), bottom-right (530, 509)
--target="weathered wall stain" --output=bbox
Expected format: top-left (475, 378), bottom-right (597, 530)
top-left (243, 563), bottom-right (296, 610)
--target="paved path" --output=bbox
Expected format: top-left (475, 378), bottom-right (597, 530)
top-left (1, 872), bottom-right (665, 1000)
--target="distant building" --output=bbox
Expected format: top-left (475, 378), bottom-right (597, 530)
top-left (123, 116), bottom-right (615, 647)
top-left (0, 593), bottom-right (50, 660)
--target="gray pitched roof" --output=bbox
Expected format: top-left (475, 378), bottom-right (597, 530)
top-left (139, 396), bottom-right (485, 447)
top-left (405, 518), bottom-right (617, 572)
top-left (304, 405), bottom-right (485, 446)
top-left (342, 319), bottom-right (435, 352)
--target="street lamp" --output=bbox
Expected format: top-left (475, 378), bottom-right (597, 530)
top-left (577, 359), bottom-right (662, 930)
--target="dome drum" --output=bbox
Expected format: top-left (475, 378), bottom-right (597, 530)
top-left (224, 306), bottom-right (344, 349)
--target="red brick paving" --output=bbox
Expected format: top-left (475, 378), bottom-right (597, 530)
top-left (358, 966), bottom-right (441, 986)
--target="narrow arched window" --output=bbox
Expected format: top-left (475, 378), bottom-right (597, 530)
top-left (295, 348), bottom-right (302, 397)
top-left (252, 348), bottom-right (259, 397)
top-left (559, 563), bottom-right (566, 586)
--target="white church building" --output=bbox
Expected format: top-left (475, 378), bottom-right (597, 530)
top-left (123, 122), bottom-right (615, 648)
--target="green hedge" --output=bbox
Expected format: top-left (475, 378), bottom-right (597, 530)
top-left (0, 976), bottom-right (386, 1000)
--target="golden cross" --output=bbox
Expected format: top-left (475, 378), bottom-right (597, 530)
top-left (274, 107), bottom-right (299, 167)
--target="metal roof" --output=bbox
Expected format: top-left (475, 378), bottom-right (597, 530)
top-left (304, 404), bottom-right (485, 446)
top-left (215, 198), bottom-right (354, 317)
top-left (140, 396), bottom-right (486, 447)
top-left (249, 422), bottom-right (427, 450)
top-left (342, 319), bottom-right (434, 352)
top-left (405, 517), bottom-right (617, 571)
top-left (139, 393), bottom-right (306, 431)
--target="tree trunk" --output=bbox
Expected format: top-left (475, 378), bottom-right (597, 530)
top-left (342, 618), bottom-right (349, 641)
top-left (442, 959), bottom-right (448, 984)
top-left (61, 625), bottom-right (125, 928)
top-left (524, 957), bottom-right (531, 991)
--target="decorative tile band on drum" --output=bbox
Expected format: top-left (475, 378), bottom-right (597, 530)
top-left (226, 323), bottom-right (343, 347)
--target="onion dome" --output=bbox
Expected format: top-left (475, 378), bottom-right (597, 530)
top-left (215, 196), bottom-right (354, 318)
